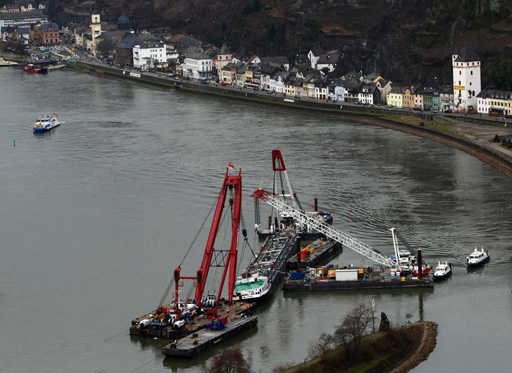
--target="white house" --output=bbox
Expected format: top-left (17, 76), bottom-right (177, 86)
top-left (182, 52), bottom-right (213, 79)
top-left (307, 48), bottom-right (323, 70)
top-left (476, 89), bottom-right (491, 115)
top-left (133, 42), bottom-right (167, 69)
top-left (316, 51), bottom-right (340, 73)
top-left (452, 43), bottom-right (481, 112)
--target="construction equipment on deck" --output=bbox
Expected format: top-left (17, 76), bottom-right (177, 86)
top-left (251, 188), bottom-right (393, 267)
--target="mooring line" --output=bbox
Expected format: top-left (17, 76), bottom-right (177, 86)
top-left (104, 329), bottom-right (128, 342)
top-left (130, 357), bottom-right (159, 373)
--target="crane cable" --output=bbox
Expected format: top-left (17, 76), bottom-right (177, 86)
top-left (157, 198), bottom-right (217, 308)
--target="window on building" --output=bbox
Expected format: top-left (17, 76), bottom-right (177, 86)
top-left (471, 71), bottom-right (473, 75)
top-left (459, 71), bottom-right (461, 75)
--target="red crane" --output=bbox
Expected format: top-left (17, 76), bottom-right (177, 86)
top-left (173, 167), bottom-right (242, 306)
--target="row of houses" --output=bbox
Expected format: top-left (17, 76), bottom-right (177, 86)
top-left (2, 6), bottom-right (510, 117)
top-left (0, 1), bottom-right (44, 13)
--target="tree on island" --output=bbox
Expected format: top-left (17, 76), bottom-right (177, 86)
top-left (333, 304), bottom-right (375, 357)
top-left (205, 347), bottom-right (251, 373)
top-left (306, 304), bottom-right (376, 360)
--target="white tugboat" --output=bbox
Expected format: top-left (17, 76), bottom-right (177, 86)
top-left (466, 247), bottom-right (490, 267)
top-left (433, 261), bottom-right (452, 280)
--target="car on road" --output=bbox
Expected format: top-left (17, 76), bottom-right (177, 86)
top-left (444, 109), bottom-right (452, 113)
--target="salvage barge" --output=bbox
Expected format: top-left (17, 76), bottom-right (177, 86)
top-left (163, 315), bottom-right (258, 357)
top-left (283, 265), bottom-right (433, 292)
top-left (131, 167), bottom-right (259, 358)
top-left (130, 299), bottom-right (255, 338)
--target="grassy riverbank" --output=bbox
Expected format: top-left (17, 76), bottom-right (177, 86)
top-left (281, 321), bottom-right (438, 373)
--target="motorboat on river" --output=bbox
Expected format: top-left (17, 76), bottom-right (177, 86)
top-left (433, 261), bottom-right (452, 280)
top-left (0, 58), bottom-right (18, 66)
top-left (466, 247), bottom-right (490, 267)
top-left (33, 114), bottom-right (61, 132)
top-left (24, 63), bottom-right (48, 74)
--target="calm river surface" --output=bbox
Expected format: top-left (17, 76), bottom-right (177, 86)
top-left (1, 67), bottom-right (511, 373)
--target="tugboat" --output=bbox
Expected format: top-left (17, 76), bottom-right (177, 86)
top-left (466, 247), bottom-right (490, 267)
top-left (433, 261), bottom-right (452, 280)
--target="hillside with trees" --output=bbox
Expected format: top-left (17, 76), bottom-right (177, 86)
top-left (49, 0), bottom-right (512, 88)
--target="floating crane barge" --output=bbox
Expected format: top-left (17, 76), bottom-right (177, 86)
top-left (252, 189), bottom-right (434, 292)
top-left (131, 168), bottom-right (257, 355)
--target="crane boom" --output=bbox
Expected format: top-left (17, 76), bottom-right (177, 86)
top-left (175, 168), bottom-right (242, 306)
top-left (251, 188), bottom-right (393, 267)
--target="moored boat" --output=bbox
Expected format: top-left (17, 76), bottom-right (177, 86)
top-left (233, 233), bottom-right (297, 301)
top-left (24, 63), bottom-right (48, 74)
top-left (433, 261), bottom-right (452, 280)
top-left (0, 57), bottom-right (18, 66)
top-left (33, 114), bottom-right (61, 132)
top-left (466, 247), bottom-right (490, 267)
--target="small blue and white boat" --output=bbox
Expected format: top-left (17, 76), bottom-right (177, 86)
top-left (33, 114), bottom-right (61, 132)
top-left (433, 261), bottom-right (452, 280)
top-left (466, 247), bottom-right (490, 267)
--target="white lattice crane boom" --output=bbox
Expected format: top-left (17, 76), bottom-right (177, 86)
top-left (251, 188), bottom-right (393, 267)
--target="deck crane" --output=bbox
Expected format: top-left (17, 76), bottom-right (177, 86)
top-left (174, 168), bottom-right (242, 307)
top-left (255, 148), bottom-right (332, 236)
top-left (251, 188), bottom-right (394, 267)
top-left (255, 148), bottom-right (303, 235)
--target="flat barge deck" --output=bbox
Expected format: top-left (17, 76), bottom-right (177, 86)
top-left (130, 300), bottom-right (255, 339)
top-left (163, 315), bottom-right (258, 357)
top-left (283, 265), bottom-right (433, 291)
top-left (286, 238), bottom-right (342, 271)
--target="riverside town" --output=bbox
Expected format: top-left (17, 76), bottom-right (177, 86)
top-left (1, 5), bottom-right (511, 118)
top-left (2, 2), bottom-right (512, 373)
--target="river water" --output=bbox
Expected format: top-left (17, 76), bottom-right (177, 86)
top-left (1, 67), bottom-right (511, 373)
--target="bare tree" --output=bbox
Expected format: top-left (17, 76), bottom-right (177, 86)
top-left (205, 347), bottom-right (251, 373)
top-left (333, 304), bottom-right (375, 357)
top-left (307, 332), bottom-right (335, 358)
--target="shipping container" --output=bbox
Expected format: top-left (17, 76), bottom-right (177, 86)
top-left (290, 272), bottom-right (306, 279)
top-left (335, 269), bottom-right (358, 281)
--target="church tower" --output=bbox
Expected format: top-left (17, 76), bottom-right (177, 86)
top-left (452, 43), bottom-right (481, 112)
top-left (90, 7), bottom-right (101, 57)
top-left (117, 14), bottom-right (131, 41)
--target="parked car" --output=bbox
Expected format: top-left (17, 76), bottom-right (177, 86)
top-left (444, 109), bottom-right (452, 113)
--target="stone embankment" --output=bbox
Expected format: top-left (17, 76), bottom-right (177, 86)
top-left (390, 321), bottom-right (438, 373)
